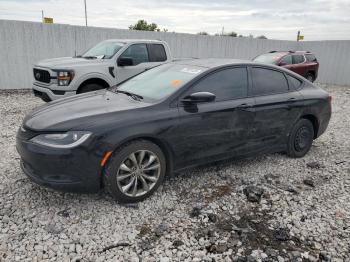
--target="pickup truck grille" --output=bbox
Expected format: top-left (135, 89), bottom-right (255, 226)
top-left (33, 68), bottom-right (51, 83)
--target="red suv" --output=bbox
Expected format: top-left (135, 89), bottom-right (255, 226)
top-left (253, 51), bottom-right (319, 82)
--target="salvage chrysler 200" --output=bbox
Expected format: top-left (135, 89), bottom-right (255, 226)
top-left (17, 59), bottom-right (331, 202)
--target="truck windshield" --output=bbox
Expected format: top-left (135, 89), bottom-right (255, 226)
top-left (82, 41), bottom-right (124, 59)
top-left (116, 63), bottom-right (205, 101)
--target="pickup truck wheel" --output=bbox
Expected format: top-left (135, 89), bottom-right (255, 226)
top-left (287, 119), bottom-right (314, 158)
top-left (78, 83), bottom-right (104, 94)
top-left (306, 73), bottom-right (315, 82)
top-left (103, 140), bottom-right (166, 203)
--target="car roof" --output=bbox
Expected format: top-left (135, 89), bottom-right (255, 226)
top-left (172, 58), bottom-right (255, 68)
top-left (268, 50), bottom-right (314, 55)
top-left (170, 58), bottom-right (305, 79)
top-left (103, 39), bottom-right (165, 44)
top-left (172, 58), bottom-right (288, 69)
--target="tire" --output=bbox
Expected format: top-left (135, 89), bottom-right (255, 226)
top-left (103, 140), bottom-right (166, 203)
top-left (287, 119), bottom-right (314, 158)
top-left (78, 83), bottom-right (104, 94)
top-left (305, 73), bottom-right (315, 82)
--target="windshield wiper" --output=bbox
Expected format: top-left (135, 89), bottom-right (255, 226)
top-left (115, 90), bottom-right (143, 101)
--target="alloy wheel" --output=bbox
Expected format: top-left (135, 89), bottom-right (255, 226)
top-left (116, 150), bottom-right (161, 197)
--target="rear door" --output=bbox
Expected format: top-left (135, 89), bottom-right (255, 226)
top-left (249, 67), bottom-right (303, 151)
top-left (116, 43), bottom-right (167, 83)
top-left (174, 67), bottom-right (255, 167)
top-left (291, 54), bottom-right (307, 77)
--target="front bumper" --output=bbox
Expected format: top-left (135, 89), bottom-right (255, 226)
top-left (16, 134), bottom-right (102, 193)
top-left (32, 83), bottom-right (76, 101)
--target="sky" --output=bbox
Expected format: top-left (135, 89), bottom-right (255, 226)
top-left (0, 0), bottom-right (350, 40)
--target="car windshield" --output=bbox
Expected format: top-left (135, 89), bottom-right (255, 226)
top-left (253, 53), bottom-right (283, 64)
top-left (82, 41), bottom-right (124, 59)
top-left (116, 63), bottom-right (205, 101)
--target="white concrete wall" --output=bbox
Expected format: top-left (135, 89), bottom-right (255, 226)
top-left (301, 41), bottom-right (350, 85)
top-left (0, 20), bottom-right (349, 89)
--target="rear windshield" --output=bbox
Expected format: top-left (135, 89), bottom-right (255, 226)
top-left (253, 53), bottom-right (284, 64)
top-left (117, 63), bottom-right (205, 101)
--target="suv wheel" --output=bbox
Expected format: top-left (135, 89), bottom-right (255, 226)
top-left (287, 119), bottom-right (314, 158)
top-left (103, 140), bottom-right (166, 203)
top-left (306, 73), bottom-right (315, 82)
top-left (78, 83), bottom-right (104, 94)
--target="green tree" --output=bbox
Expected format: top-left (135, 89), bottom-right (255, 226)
top-left (224, 31), bottom-right (237, 37)
top-left (197, 31), bottom-right (209, 35)
top-left (256, 35), bottom-right (268, 39)
top-left (129, 20), bottom-right (163, 31)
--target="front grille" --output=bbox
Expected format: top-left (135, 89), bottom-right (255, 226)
top-left (33, 68), bottom-right (51, 83)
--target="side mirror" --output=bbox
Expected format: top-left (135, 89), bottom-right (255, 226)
top-left (181, 92), bottom-right (216, 104)
top-left (118, 57), bottom-right (134, 67)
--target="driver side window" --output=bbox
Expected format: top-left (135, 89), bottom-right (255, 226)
top-left (185, 67), bottom-right (248, 102)
top-left (119, 44), bottom-right (149, 65)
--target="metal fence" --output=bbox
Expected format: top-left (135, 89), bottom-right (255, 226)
top-left (0, 20), bottom-right (349, 89)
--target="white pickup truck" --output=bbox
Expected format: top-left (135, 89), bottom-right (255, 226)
top-left (32, 39), bottom-right (172, 102)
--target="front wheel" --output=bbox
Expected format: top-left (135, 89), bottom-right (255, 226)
top-left (287, 119), bottom-right (314, 158)
top-left (103, 140), bottom-right (166, 203)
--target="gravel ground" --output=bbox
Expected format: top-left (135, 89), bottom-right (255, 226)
top-left (0, 85), bottom-right (349, 262)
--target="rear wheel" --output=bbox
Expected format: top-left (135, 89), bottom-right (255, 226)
top-left (287, 119), bottom-right (314, 158)
top-left (103, 140), bottom-right (166, 203)
top-left (306, 73), bottom-right (315, 82)
top-left (78, 83), bottom-right (104, 94)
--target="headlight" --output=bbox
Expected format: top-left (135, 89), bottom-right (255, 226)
top-left (56, 70), bottom-right (74, 86)
top-left (30, 131), bottom-right (91, 148)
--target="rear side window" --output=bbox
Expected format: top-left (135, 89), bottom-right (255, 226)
top-left (188, 67), bottom-right (248, 101)
top-left (305, 54), bottom-right (317, 62)
top-left (252, 67), bottom-right (288, 95)
top-left (148, 44), bottom-right (167, 62)
top-left (280, 55), bottom-right (292, 65)
top-left (119, 44), bottom-right (149, 65)
top-left (292, 55), bottom-right (305, 64)
top-left (287, 74), bottom-right (303, 90)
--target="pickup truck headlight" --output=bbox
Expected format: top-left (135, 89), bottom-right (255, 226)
top-left (57, 70), bottom-right (74, 86)
top-left (30, 131), bottom-right (91, 148)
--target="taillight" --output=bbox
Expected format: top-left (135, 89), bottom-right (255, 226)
top-left (328, 95), bottom-right (332, 102)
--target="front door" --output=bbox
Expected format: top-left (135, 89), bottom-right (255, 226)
top-left (116, 44), bottom-right (153, 83)
top-left (115, 43), bottom-right (167, 84)
top-left (173, 67), bottom-right (255, 167)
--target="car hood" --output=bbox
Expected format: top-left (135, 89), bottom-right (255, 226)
top-left (23, 90), bottom-right (150, 131)
top-left (35, 57), bottom-right (108, 69)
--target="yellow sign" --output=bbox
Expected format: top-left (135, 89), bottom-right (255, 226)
top-left (43, 17), bottom-right (53, 24)
top-left (298, 35), bottom-right (304, 40)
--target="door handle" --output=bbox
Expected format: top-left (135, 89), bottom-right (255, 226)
top-left (288, 97), bottom-right (297, 102)
top-left (237, 103), bottom-right (253, 109)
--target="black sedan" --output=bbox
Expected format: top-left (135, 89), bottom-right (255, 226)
top-left (17, 59), bottom-right (331, 202)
